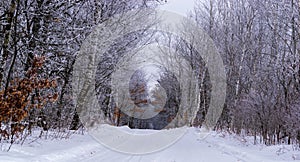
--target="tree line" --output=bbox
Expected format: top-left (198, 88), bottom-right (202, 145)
top-left (0, 0), bottom-right (299, 148)
top-left (192, 0), bottom-right (300, 145)
top-left (0, 0), bottom-right (165, 145)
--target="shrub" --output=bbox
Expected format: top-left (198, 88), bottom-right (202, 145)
top-left (0, 56), bottom-right (58, 145)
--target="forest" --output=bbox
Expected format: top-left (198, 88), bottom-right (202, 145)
top-left (0, 0), bottom-right (299, 149)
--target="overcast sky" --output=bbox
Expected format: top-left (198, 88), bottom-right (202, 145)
top-left (159, 0), bottom-right (196, 16)
top-left (141, 0), bottom-right (197, 90)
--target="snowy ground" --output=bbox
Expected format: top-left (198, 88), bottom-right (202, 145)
top-left (1, 126), bottom-right (300, 162)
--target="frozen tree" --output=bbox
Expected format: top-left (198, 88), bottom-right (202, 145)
top-left (192, 0), bottom-right (300, 145)
top-left (0, 0), bottom-right (165, 140)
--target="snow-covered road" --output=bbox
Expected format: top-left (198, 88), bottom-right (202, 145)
top-left (0, 127), bottom-right (298, 162)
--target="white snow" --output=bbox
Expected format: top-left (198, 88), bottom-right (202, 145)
top-left (0, 126), bottom-right (299, 162)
